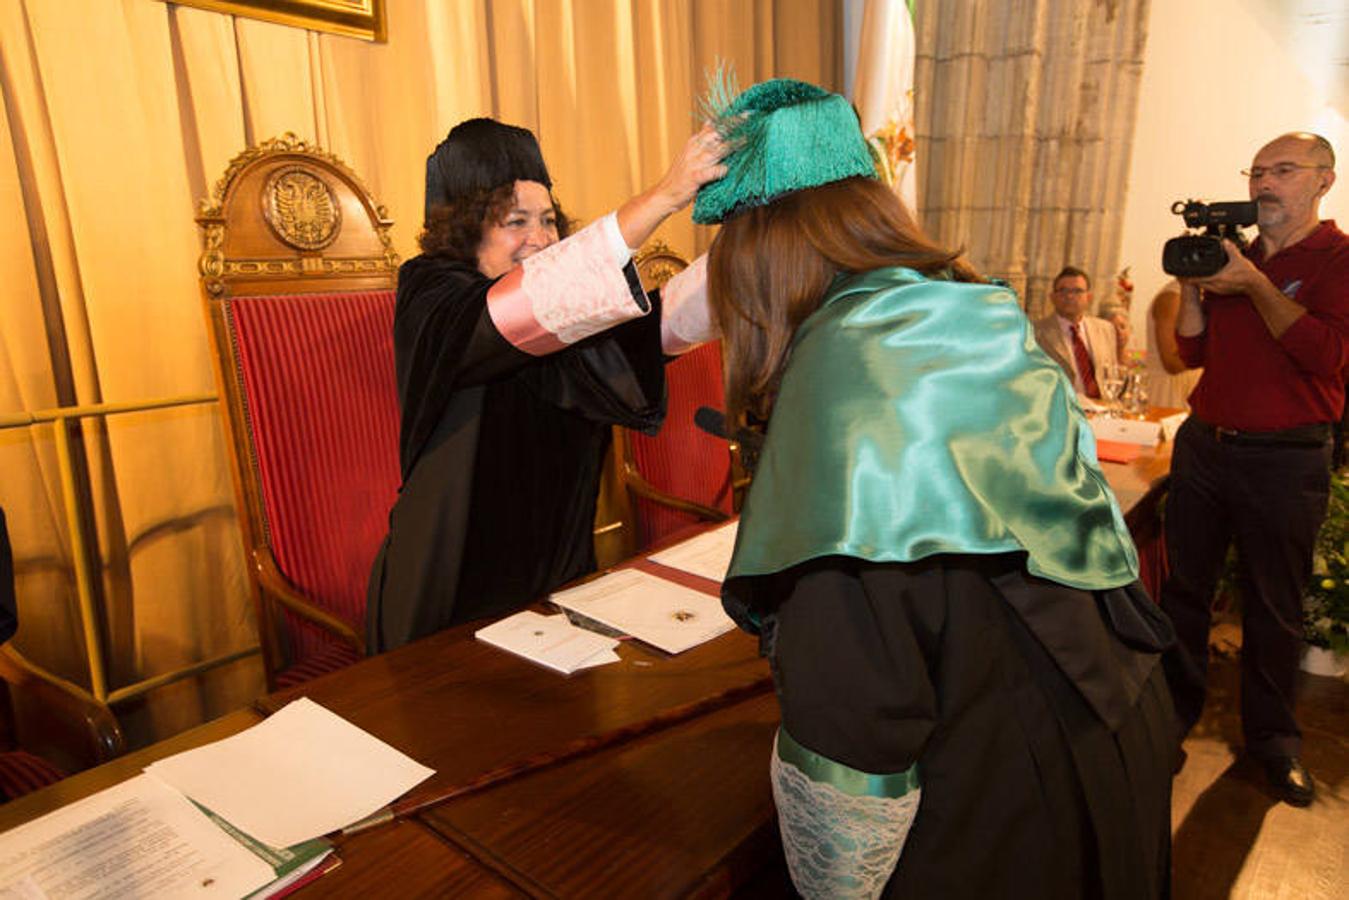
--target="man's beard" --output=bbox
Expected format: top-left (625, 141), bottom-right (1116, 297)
top-left (1257, 196), bottom-right (1286, 229)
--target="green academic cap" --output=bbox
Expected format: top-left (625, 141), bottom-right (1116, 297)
top-left (692, 78), bottom-right (878, 225)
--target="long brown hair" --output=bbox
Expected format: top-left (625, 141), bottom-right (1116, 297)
top-left (708, 176), bottom-right (981, 424)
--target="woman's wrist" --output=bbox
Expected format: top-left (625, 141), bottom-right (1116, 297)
top-left (616, 187), bottom-right (676, 250)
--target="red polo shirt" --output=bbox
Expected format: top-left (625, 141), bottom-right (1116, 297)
top-left (1177, 220), bottom-right (1349, 431)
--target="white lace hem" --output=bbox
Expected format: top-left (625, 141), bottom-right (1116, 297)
top-left (771, 747), bottom-right (921, 900)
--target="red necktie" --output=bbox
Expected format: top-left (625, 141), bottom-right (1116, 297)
top-left (1070, 325), bottom-right (1101, 398)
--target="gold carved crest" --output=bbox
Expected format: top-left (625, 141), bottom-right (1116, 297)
top-left (263, 166), bottom-right (342, 251)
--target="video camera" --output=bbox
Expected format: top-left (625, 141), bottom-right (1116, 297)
top-left (1161, 199), bottom-right (1257, 277)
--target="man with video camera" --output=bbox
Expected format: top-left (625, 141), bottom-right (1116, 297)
top-left (1161, 132), bottom-right (1347, 807)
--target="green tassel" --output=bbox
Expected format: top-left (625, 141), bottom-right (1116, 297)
top-left (693, 77), bottom-right (879, 225)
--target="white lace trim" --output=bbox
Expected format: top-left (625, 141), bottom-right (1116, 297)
top-left (771, 748), bottom-right (921, 900)
top-left (521, 217), bottom-right (646, 344)
top-left (660, 254), bottom-right (716, 354)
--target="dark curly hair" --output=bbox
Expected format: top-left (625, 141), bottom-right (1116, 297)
top-left (419, 183), bottom-right (572, 267)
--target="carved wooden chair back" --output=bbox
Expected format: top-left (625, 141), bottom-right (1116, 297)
top-left (197, 134), bottom-right (400, 689)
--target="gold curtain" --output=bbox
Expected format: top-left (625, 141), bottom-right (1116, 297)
top-left (0, 0), bottom-right (839, 747)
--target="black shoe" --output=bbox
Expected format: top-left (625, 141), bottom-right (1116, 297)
top-left (1261, 756), bottom-right (1315, 807)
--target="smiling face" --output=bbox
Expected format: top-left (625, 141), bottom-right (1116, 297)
top-left (1248, 136), bottom-right (1335, 235)
top-left (475, 180), bottom-right (559, 278)
top-left (1051, 274), bottom-right (1092, 322)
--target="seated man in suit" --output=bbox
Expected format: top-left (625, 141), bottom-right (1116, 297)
top-left (1033, 266), bottom-right (1119, 399)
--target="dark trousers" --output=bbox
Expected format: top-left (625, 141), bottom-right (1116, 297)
top-left (1159, 418), bottom-right (1331, 760)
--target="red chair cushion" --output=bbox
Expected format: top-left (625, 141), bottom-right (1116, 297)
top-left (229, 291), bottom-right (400, 665)
top-left (273, 642), bottom-right (364, 691)
top-left (0, 750), bottom-right (65, 801)
top-left (628, 342), bottom-right (733, 549)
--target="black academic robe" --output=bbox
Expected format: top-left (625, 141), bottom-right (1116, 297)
top-left (739, 553), bottom-right (1176, 899)
top-left (366, 254), bottom-right (665, 652)
top-left (0, 508), bottom-right (16, 643)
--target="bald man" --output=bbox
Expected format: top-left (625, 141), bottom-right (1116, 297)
top-left (1162, 133), bottom-right (1346, 807)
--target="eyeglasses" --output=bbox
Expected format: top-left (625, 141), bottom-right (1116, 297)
top-left (1241, 163), bottom-right (1330, 180)
top-left (1053, 287), bottom-right (1088, 295)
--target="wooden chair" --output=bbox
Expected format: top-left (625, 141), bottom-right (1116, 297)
top-left (0, 510), bottom-right (123, 800)
top-left (0, 647), bottom-right (125, 800)
top-left (611, 243), bottom-right (743, 552)
top-left (197, 134), bottom-right (401, 690)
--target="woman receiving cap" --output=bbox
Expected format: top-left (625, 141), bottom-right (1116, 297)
top-left (700, 79), bottom-right (1176, 899)
top-left (367, 119), bottom-right (725, 652)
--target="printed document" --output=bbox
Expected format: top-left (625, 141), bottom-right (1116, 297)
top-left (475, 611), bottom-right (620, 674)
top-left (647, 521), bottom-right (739, 583)
top-left (550, 569), bottom-right (735, 654)
top-left (0, 774), bottom-right (272, 899)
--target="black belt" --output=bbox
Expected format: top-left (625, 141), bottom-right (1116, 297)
top-left (1193, 418), bottom-right (1332, 447)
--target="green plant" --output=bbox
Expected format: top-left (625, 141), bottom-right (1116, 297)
top-left (1306, 472), bottom-right (1349, 653)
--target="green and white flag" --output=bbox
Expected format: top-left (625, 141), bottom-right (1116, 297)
top-left (850, 0), bottom-right (918, 216)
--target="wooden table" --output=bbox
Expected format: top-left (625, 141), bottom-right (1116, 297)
top-left (0, 427), bottom-right (1178, 897)
top-left (1096, 408), bottom-right (1178, 547)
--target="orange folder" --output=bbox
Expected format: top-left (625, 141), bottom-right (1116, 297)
top-left (1095, 439), bottom-right (1141, 464)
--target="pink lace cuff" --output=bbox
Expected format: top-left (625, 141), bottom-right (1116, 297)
top-left (486, 217), bottom-right (648, 356)
top-left (661, 255), bottom-right (716, 355)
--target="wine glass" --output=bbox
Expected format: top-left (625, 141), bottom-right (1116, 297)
top-left (1125, 375), bottom-right (1149, 418)
top-left (1099, 364), bottom-right (1126, 416)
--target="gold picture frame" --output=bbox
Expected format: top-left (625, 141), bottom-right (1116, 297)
top-left (162, 0), bottom-right (387, 43)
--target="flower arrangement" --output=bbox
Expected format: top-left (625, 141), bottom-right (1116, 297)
top-left (1307, 471), bottom-right (1349, 653)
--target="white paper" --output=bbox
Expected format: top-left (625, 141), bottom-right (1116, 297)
top-left (550, 569), bottom-right (735, 654)
top-left (0, 774), bottom-right (272, 900)
top-left (145, 698), bottom-right (434, 849)
top-left (475, 611), bottom-right (620, 674)
top-left (1090, 416), bottom-right (1161, 447)
top-left (647, 521), bottom-right (739, 583)
top-left (1159, 411), bottom-right (1188, 443)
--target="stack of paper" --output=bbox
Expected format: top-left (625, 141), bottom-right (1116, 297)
top-left (647, 521), bottom-right (739, 582)
top-left (475, 610), bottom-right (620, 674)
top-left (0, 699), bottom-right (435, 899)
top-left (0, 775), bottom-right (312, 899)
top-left (145, 698), bottom-right (434, 850)
top-left (550, 569), bottom-right (735, 655)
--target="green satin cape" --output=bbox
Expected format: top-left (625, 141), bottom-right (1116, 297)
top-left (725, 268), bottom-right (1138, 602)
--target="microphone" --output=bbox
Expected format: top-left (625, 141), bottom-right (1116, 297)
top-left (694, 407), bottom-right (765, 471)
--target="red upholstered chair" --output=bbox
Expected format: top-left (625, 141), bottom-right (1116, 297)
top-left (197, 135), bottom-right (401, 689)
top-left (611, 243), bottom-right (743, 552)
top-left (0, 510), bottom-right (123, 801)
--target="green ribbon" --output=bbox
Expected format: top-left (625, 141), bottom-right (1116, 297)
top-left (776, 727), bottom-right (920, 799)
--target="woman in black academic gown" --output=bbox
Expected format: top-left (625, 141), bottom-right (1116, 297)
top-left (697, 79), bottom-right (1177, 899)
top-left (366, 118), bottom-right (725, 652)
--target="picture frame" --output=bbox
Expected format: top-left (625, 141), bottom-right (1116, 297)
top-left (161, 0), bottom-right (387, 43)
